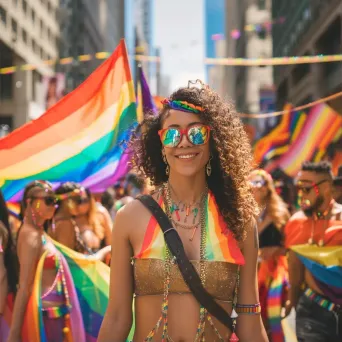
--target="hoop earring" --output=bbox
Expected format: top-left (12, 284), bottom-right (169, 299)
top-left (162, 153), bottom-right (169, 176)
top-left (206, 156), bottom-right (212, 177)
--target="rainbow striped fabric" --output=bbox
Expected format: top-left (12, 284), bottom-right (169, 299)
top-left (266, 103), bottom-right (342, 176)
top-left (291, 244), bottom-right (342, 297)
top-left (0, 39), bottom-right (137, 201)
top-left (136, 192), bottom-right (245, 265)
top-left (22, 239), bottom-right (111, 342)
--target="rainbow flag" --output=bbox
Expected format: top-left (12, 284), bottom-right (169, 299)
top-left (0, 39), bottom-right (137, 201)
top-left (291, 244), bottom-right (342, 299)
top-left (266, 103), bottom-right (342, 176)
top-left (6, 202), bottom-right (21, 219)
top-left (253, 104), bottom-right (293, 165)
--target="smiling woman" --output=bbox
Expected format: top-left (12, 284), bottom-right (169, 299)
top-left (98, 81), bottom-right (268, 342)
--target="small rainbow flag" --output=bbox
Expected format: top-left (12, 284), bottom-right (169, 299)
top-left (0, 39), bottom-right (137, 201)
top-left (136, 64), bottom-right (157, 123)
top-left (266, 103), bottom-right (342, 176)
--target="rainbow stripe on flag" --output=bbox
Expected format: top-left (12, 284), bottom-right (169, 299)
top-left (291, 244), bottom-right (342, 292)
top-left (0, 39), bottom-right (137, 201)
top-left (266, 103), bottom-right (342, 176)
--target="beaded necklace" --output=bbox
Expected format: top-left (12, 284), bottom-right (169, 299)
top-left (41, 235), bottom-right (72, 334)
top-left (144, 184), bottom-right (240, 341)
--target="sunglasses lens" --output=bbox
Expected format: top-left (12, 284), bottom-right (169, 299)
top-left (188, 125), bottom-right (209, 145)
top-left (160, 128), bottom-right (181, 147)
top-left (45, 197), bottom-right (56, 206)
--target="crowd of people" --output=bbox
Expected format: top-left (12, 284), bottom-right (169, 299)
top-left (0, 81), bottom-right (341, 342)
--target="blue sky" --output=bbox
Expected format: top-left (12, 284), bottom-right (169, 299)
top-left (155, 0), bottom-right (205, 90)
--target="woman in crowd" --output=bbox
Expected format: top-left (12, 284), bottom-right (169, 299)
top-left (52, 182), bottom-right (111, 260)
top-left (249, 169), bottom-right (290, 342)
top-left (99, 81), bottom-right (268, 341)
top-left (7, 181), bottom-right (85, 342)
top-left (0, 190), bottom-right (18, 340)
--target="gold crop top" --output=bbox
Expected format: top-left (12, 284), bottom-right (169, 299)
top-left (133, 258), bottom-right (239, 302)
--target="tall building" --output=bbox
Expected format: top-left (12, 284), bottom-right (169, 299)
top-left (0, 0), bottom-right (59, 131)
top-left (204, 0), bottom-right (226, 95)
top-left (225, 0), bottom-right (273, 117)
top-left (59, 0), bottom-right (105, 90)
top-left (134, 0), bottom-right (156, 92)
top-left (272, 0), bottom-right (342, 111)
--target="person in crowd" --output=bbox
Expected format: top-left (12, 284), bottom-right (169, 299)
top-left (332, 166), bottom-right (342, 204)
top-left (99, 81), bottom-right (268, 341)
top-left (249, 169), bottom-right (290, 342)
top-left (51, 183), bottom-right (111, 259)
top-left (101, 187), bottom-right (116, 220)
top-left (0, 190), bottom-right (18, 340)
top-left (284, 161), bottom-right (342, 342)
top-left (7, 181), bottom-right (85, 342)
top-left (75, 188), bottom-right (112, 251)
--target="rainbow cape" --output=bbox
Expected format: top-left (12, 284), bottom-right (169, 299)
top-left (266, 103), bottom-right (342, 176)
top-left (0, 39), bottom-right (137, 201)
top-left (0, 238), bottom-right (113, 342)
top-left (291, 244), bottom-right (342, 302)
top-left (135, 192), bottom-right (244, 265)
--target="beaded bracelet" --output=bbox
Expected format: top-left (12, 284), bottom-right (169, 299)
top-left (235, 302), bottom-right (261, 315)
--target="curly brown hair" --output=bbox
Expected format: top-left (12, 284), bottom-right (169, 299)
top-left (130, 86), bottom-right (258, 241)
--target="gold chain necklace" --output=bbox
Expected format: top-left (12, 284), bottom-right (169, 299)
top-left (162, 183), bottom-right (210, 340)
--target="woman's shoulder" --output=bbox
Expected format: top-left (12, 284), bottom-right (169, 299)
top-left (17, 226), bottom-right (41, 252)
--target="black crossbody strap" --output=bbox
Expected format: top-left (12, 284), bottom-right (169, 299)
top-left (137, 195), bottom-right (233, 329)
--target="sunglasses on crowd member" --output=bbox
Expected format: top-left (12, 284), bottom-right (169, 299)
top-left (250, 180), bottom-right (266, 188)
top-left (296, 179), bottom-right (329, 194)
top-left (30, 196), bottom-right (57, 206)
top-left (158, 124), bottom-right (210, 148)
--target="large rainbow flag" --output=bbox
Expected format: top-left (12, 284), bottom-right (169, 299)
top-left (0, 39), bottom-right (137, 201)
top-left (266, 102), bottom-right (342, 176)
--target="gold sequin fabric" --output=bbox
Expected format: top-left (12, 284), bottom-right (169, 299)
top-left (133, 258), bottom-right (238, 301)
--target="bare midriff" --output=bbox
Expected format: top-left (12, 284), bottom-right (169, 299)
top-left (133, 294), bottom-right (232, 341)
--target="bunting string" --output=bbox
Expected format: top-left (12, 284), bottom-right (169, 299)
top-left (239, 91), bottom-right (342, 118)
top-left (1, 53), bottom-right (341, 75)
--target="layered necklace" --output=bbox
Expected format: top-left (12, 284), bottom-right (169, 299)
top-left (308, 199), bottom-right (335, 246)
top-left (165, 182), bottom-right (208, 241)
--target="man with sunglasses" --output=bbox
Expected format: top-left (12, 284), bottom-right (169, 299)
top-left (283, 161), bottom-right (342, 342)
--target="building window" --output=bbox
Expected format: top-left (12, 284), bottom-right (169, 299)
top-left (258, 0), bottom-right (266, 10)
top-left (0, 74), bottom-right (13, 100)
top-left (11, 18), bottom-right (17, 35)
top-left (40, 19), bottom-right (43, 37)
top-left (22, 0), bottom-right (28, 14)
top-left (47, 1), bottom-right (52, 13)
top-left (31, 8), bottom-right (36, 24)
top-left (22, 29), bottom-right (27, 43)
top-left (0, 5), bottom-right (6, 26)
top-left (32, 40), bottom-right (37, 53)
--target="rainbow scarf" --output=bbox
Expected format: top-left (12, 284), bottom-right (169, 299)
top-left (0, 39), bottom-right (137, 201)
top-left (22, 246), bottom-right (86, 342)
top-left (258, 257), bottom-right (288, 342)
top-left (136, 191), bottom-right (245, 265)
